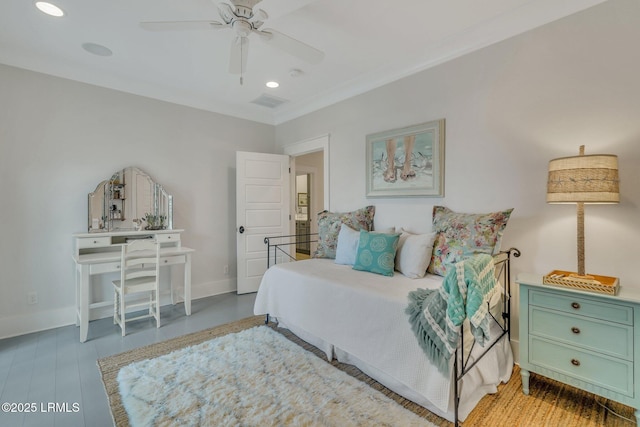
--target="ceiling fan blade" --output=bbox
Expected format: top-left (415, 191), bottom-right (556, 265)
top-left (217, 3), bottom-right (236, 24)
top-left (140, 20), bottom-right (226, 31)
top-left (252, 8), bottom-right (268, 22)
top-left (248, 8), bottom-right (267, 29)
top-left (259, 29), bottom-right (324, 64)
top-left (229, 36), bottom-right (249, 74)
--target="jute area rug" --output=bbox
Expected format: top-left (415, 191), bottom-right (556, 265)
top-left (98, 316), bottom-right (636, 426)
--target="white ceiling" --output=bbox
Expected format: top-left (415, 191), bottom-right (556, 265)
top-left (0, 0), bottom-right (606, 125)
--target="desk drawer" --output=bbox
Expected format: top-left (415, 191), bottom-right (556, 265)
top-left (529, 289), bottom-right (633, 325)
top-left (530, 307), bottom-right (633, 360)
top-left (90, 262), bottom-right (121, 275)
top-left (530, 336), bottom-right (633, 397)
top-left (157, 233), bottom-right (180, 243)
top-left (161, 255), bottom-right (186, 266)
top-left (78, 236), bottom-right (111, 249)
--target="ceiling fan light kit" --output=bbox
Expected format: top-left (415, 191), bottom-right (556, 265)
top-left (140, 0), bottom-right (324, 79)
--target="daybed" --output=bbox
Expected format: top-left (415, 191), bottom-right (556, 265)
top-left (254, 206), bottom-right (518, 425)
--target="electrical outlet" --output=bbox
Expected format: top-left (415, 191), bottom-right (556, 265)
top-left (28, 291), bottom-right (38, 305)
top-left (223, 265), bottom-right (229, 275)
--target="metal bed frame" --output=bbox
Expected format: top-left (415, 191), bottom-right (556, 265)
top-left (264, 233), bottom-right (318, 268)
top-left (452, 247), bottom-right (520, 426)
top-left (263, 233), bottom-right (519, 426)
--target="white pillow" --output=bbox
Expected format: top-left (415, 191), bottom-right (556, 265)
top-left (334, 224), bottom-right (360, 265)
top-left (395, 229), bottom-right (437, 278)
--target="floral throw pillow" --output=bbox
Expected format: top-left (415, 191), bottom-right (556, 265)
top-left (427, 206), bottom-right (513, 276)
top-left (313, 206), bottom-right (376, 259)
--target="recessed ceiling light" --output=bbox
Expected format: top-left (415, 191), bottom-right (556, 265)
top-left (82, 42), bottom-right (113, 57)
top-left (266, 81), bottom-right (279, 89)
top-left (35, 2), bottom-right (64, 17)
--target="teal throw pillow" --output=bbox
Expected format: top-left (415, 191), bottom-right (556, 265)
top-left (353, 230), bottom-right (400, 277)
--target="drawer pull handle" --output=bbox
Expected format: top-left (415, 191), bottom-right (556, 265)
top-left (93, 240), bottom-right (98, 244)
top-left (571, 359), bottom-right (581, 367)
top-left (167, 236), bottom-right (171, 239)
top-left (164, 260), bottom-right (168, 263)
top-left (571, 302), bottom-right (581, 309)
top-left (571, 327), bottom-right (580, 334)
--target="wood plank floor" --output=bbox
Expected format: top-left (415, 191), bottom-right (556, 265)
top-left (3, 292), bottom-right (635, 426)
top-left (0, 292), bottom-right (256, 427)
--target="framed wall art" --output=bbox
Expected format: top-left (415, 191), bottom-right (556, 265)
top-left (366, 119), bottom-right (445, 198)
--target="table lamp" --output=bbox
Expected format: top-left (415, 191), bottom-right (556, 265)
top-left (546, 145), bottom-right (619, 278)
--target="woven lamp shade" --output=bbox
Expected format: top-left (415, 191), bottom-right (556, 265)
top-left (547, 154), bottom-right (619, 204)
top-left (546, 146), bottom-right (619, 277)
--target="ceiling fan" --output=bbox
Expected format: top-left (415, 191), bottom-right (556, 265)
top-left (140, 0), bottom-right (324, 78)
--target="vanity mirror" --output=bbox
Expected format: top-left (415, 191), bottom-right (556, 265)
top-left (87, 167), bottom-right (173, 232)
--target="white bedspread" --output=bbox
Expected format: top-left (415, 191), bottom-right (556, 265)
top-left (253, 259), bottom-right (513, 421)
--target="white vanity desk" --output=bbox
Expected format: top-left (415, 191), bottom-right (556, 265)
top-left (72, 229), bottom-right (194, 342)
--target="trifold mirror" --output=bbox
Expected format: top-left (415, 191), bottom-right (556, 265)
top-left (87, 167), bottom-right (173, 233)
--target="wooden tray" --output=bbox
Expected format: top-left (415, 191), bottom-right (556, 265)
top-left (543, 270), bottom-right (619, 295)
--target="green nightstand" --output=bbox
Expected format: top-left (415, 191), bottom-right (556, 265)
top-left (517, 273), bottom-right (640, 422)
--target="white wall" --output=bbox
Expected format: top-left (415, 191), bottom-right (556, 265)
top-left (0, 64), bottom-right (275, 338)
top-left (275, 0), bottom-right (640, 353)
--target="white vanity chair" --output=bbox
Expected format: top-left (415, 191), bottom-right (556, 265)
top-left (73, 167), bottom-right (195, 342)
top-left (112, 239), bottom-right (161, 336)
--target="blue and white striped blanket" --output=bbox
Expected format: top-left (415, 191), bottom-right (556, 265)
top-left (406, 254), bottom-right (498, 375)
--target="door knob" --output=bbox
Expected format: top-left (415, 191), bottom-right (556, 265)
top-left (239, 226), bottom-right (245, 234)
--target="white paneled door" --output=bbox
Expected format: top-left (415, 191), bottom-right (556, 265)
top-left (236, 151), bottom-right (290, 294)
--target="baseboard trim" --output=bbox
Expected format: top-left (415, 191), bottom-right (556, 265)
top-left (511, 338), bottom-right (520, 364)
top-left (0, 278), bottom-right (239, 340)
top-left (0, 306), bottom-right (77, 341)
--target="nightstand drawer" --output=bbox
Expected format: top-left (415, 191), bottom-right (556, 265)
top-left (529, 289), bottom-right (633, 325)
top-left (530, 336), bottom-right (633, 397)
top-left (530, 307), bottom-right (633, 360)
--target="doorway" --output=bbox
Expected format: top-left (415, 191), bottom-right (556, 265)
top-left (284, 134), bottom-right (329, 260)
top-left (295, 172), bottom-right (311, 260)
top-left (293, 151), bottom-right (324, 259)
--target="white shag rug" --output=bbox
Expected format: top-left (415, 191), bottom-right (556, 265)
top-left (117, 326), bottom-right (435, 426)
